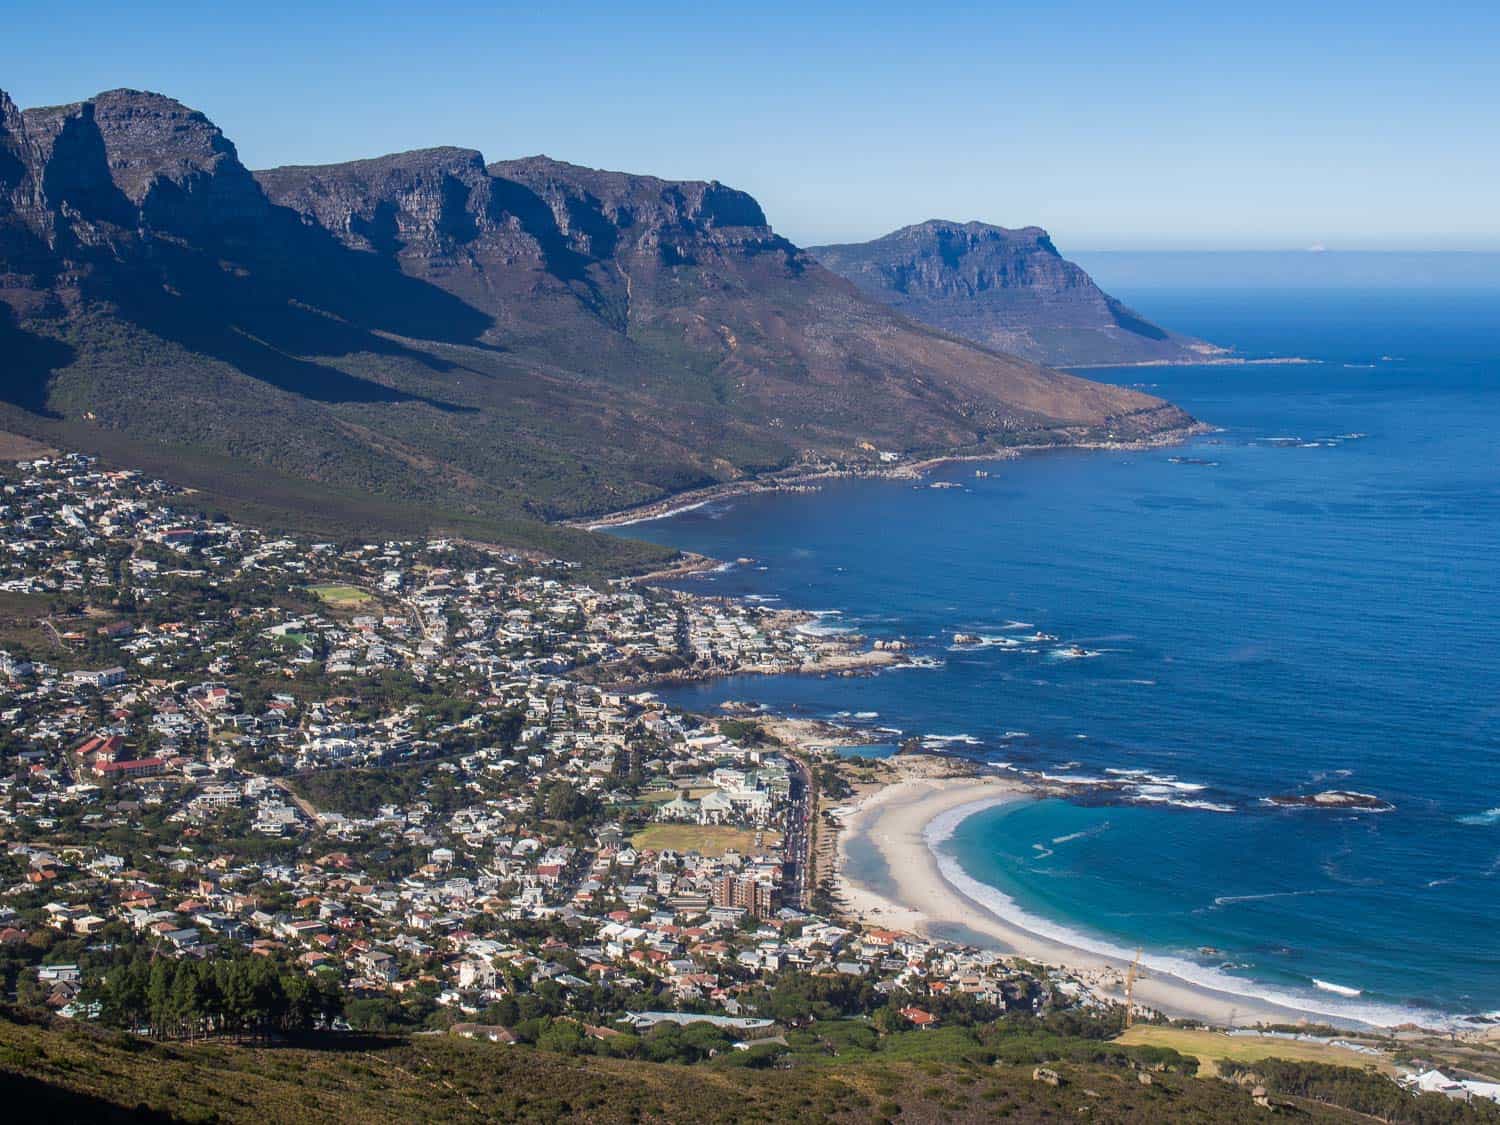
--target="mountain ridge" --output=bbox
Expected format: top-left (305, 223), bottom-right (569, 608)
top-left (0, 87), bottom-right (1196, 567)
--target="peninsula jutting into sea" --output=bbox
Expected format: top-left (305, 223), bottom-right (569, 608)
top-left (3, 13), bottom-right (1500, 1120)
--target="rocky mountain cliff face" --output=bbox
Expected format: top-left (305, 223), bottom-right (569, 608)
top-left (0, 88), bottom-right (1195, 562)
top-left (811, 221), bottom-right (1220, 367)
top-left (4, 89), bottom-right (268, 274)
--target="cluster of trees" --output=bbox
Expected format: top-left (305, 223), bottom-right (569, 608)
top-left (342, 994), bottom-right (433, 1033)
top-left (754, 970), bottom-right (884, 1024)
top-left (813, 763), bottom-right (853, 801)
top-left (295, 764), bottom-right (441, 817)
top-left (510, 1007), bottom-right (1203, 1076)
top-left (976, 1022), bottom-right (1197, 1073)
top-left (764, 1010), bottom-right (1200, 1075)
top-left (716, 719), bottom-right (765, 745)
top-left (513, 1015), bottom-right (739, 1065)
top-left (284, 710), bottom-right (524, 817)
top-left (89, 953), bottom-right (343, 1040)
top-left (534, 780), bottom-right (600, 824)
top-left (749, 969), bottom-right (1022, 1028)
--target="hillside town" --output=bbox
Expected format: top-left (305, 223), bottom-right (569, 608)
top-left (0, 452), bottom-right (1054, 1044)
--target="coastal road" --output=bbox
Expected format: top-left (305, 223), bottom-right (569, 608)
top-left (784, 754), bottom-right (815, 909)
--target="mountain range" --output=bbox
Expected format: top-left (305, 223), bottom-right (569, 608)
top-left (0, 88), bottom-right (1195, 566)
top-left (810, 221), bottom-right (1222, 367)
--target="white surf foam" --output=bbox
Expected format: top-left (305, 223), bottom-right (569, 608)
top-left (948, 634), bottom-right (1028, 651)
top-left (1213, 889), bottom-right (1326, 907)
top-left (1313, 978), bottom-right (1362, 998)
top-left (903, 656), bottom-right (945, 669)
top-left (1038, 772), bottom-right (1113, 786)
top-left (1052, 824), bottom-right (1110, 845)
top-left (1458, 807), bottom-right (1500, 827)
top-left (590, 498), bottom-right (715, 528)
top-left (923, 733), bottom-right (983, 746)
top-left (798, 609), bottom-right (855, 637)
top-left (1132, 793), bottom-right (1235, 812)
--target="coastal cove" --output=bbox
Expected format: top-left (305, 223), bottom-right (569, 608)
top-left (833, 769), bottom-right (1368, 1028)
top-left (618, 287), bottom-right (1500, 1028)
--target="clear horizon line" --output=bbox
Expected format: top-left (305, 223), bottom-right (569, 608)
top-left (1065, 247), bottom-right (1500, 255)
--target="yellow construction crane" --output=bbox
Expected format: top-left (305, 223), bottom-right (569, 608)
top-left (1124, 948), bottom-right (1143, 1027)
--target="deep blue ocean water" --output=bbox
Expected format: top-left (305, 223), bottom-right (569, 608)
top-left (620, 285), bottom-right (1500, 1025)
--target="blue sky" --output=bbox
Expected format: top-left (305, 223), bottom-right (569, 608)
top-left (4, 1), bottom-right (1497, 250)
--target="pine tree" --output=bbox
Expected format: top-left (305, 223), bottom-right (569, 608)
top-left (283, 973), bottom-right (314, 1033)
top-left (196, 962), bottom-right (225, 1035)
top-left (222, 959), bottom-right (257, 1037)
top-left (170, 961), bottom-right (201, 1040)
top-left (146, 958), bottom-right (173, 1039)
top-left (314, 972), bottom-right (344, 1029)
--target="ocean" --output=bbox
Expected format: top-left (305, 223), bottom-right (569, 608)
top-left (618, 278), bottom-right (1500, 1026)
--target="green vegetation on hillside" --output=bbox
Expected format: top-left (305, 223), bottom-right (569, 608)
top-left (0, 1006), bottom-right (1414, 1124)
top-left (0, 407), bottom-right (675, 575)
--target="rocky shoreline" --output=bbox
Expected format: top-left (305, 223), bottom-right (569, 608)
top-left (1064, 355), bottom-right (1321, 371)
top-left (582, 421), bottom-right (1211, 534)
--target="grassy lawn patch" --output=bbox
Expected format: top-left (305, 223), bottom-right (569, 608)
top-left (630, 824), bottom-right (783, 857)
top-left (638, 787), bottom-right (719, 804)
top-left (1114, 1026), bottom-right (1391, 1077)
top-left (309, 584), bottom-right (373, 608)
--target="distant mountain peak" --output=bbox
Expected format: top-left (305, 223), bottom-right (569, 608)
top-left (35, 88), bottom-right (248, 202)
top-left (491, 156), bottom-right (772, 231)
top-left (902, 218), bottom-right (1052, 239)
top-left (1, 85), bottom-right (266, 255)
top-left (811, 221), bottom-right (1217, 366)
top-left (266, 145), bottom-right (491, 174)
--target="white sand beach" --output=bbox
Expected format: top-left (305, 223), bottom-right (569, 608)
top-left (835, 773), bottom-right (1363, 1028)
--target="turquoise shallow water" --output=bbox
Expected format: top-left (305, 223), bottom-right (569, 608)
top-left (622, 286), bottom-right (1500, 1025)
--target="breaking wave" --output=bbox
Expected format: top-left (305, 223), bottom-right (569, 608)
top-left (1458, 808), bottom-right (1500, 827)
